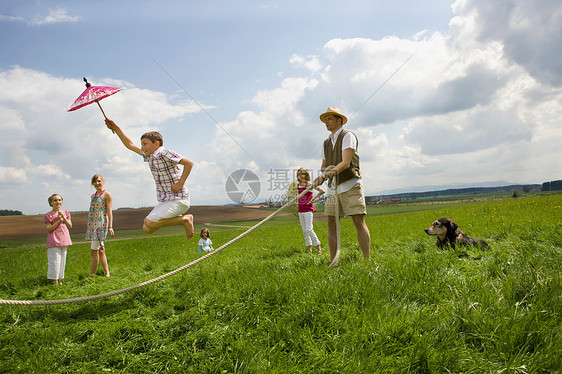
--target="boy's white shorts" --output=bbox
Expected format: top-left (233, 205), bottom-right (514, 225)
top-left (146, 199), bottom-right (190, 222)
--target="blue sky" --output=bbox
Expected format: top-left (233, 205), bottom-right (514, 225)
top-left (1, 0), bottom-right (561, 214)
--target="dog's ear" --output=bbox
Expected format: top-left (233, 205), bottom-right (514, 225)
top-left (449, 219), bottom-right (459, 232)
top-left (442, 218), bottom-right (458, 233)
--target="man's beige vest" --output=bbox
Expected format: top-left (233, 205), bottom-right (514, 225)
top-left (323, 129), bottom-right (361, 187)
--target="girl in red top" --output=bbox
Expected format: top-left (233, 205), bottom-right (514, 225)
top-left (296, 167), bottom-right (324, 253)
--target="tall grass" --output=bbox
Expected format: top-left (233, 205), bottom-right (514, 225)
top-left (0, 195), bottom-right (561, 373)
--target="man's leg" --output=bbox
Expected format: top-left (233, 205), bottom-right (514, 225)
top-left (327, 215), bottom-right (338, 262)
top-left (351, 214), bottom-right (370, 260)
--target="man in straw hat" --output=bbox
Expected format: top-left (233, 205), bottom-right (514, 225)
top-left (314, 107), bottom-right (370, 262)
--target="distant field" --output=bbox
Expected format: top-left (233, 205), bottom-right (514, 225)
top-left (0, 205), bottom-right (284, 241)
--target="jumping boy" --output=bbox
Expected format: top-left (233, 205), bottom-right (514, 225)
top-left (105, 119), bottom-right (194, 239)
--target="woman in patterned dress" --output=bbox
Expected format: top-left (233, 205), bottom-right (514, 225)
top-left (85, 174), bottom-right (114, 277)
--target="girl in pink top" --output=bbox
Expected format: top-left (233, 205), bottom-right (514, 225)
top-left (296, 167), bottom-right (324, 254)
top-left (44, 194), bottom-right (72, 285)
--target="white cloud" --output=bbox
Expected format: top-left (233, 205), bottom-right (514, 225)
top-left (451, 0), bottom-right (562, 86)
top-left (252, 77), bottom-right (318, 114)
top-left (401, 107), bottom-right (534, 156)
top-left (30, 7), bottom-right (81, 26)
top-left (259, 4), bottom-right (278, 10)
top-left (0, 15), bottom-right (25, 22)
top-left (353, 128), bottom-right (389, 163)
top-left (34, 164), bottom-right (73, 181)
top-left (289, 54), bottom-right (323, 73)
top-left (0, 167), bottom-right (27, 184)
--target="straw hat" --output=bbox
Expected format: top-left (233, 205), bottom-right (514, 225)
top-left (319, 107), bottom-right (348, 125)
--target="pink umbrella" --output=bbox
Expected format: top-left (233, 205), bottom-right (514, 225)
top-left (67, 77), bottom-right (121, 120)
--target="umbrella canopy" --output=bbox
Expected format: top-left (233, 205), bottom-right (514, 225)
top-left (67, 78), bottom-right (121, 119)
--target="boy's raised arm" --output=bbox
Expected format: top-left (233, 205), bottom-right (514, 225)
top-left (105, 119), bottom-right (142, 155)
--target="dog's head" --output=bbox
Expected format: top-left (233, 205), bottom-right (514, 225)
top-left (424, 217), bottom-right (459, 238)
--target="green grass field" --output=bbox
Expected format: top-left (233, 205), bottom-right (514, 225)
top-left (1, 195), bottom-right (561, 373)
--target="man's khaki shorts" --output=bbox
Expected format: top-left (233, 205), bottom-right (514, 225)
top-left (324, 183), bottom-right (367, 217)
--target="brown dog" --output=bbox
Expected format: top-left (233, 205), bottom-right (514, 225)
top-left (424, 217), bottom-right (490, 249)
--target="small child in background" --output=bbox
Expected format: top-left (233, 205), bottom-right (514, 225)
top-left (85, 174), bottom-right (114, 277)
top-left (44, 194), bottom-right (73, 285)
top-left (296, 167), bottom-right (324, 254)
top-left (198, 228), bottom-right (214, 253)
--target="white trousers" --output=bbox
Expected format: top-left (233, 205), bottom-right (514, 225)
top-left (47, 246), bottom-right (67, 280)
top-left (298, 212), bottom-right (321, 247)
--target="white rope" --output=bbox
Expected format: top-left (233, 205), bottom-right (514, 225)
top-left (0, 180), bottom-right (323, 306)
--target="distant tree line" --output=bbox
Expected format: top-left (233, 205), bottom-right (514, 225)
top-left (372, 184), bottom-right (540, 200)
top-left (0, 209), bottom-right (23, 216)
top-left (541, 179), bottom-right (562, 191)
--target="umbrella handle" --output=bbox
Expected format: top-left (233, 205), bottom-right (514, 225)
top-left (96, 100), bottom-right (115, 134)
top-left (95, 100), bottom-right (108, 119)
